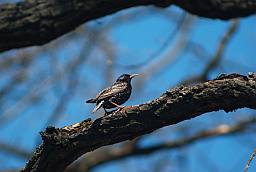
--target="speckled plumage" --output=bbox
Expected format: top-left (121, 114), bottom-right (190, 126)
top-left (86, 74), bottom-right (139, 113)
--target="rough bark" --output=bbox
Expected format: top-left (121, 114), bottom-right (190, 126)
top-left (22, 73), bottom-right (256, 172)
top-left (66, 117), bottom-right (256, 172)
top-left (0, 0), bottom-right (256, 53)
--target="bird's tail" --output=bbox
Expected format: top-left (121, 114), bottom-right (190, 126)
top-left (92, 101), bottom-right (104, 113)
top-left (86, 98), bottom-right (96, 103)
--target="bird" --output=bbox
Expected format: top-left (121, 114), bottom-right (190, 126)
top-left (86, 74), bottom-right (140, 113)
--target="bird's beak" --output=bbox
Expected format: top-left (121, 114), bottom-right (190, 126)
top-left (130, 74), bottom-right (141, 78)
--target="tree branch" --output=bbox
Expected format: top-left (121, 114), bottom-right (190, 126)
top-left (66, 117), bottom-right (256, 172)
top-left (0, 0), bottom-right (256, 52)
top-left (21, 73), bottom-right (256, 172)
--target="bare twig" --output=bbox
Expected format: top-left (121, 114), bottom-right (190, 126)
top-left (181, 20), bottom-right (239, 85)
top-left (0, 141), bottom-right (30, 159)
top-left (0, 26), bottom-right (102, 128)
top-left (244, 148), bottom-right (256, 172)
top-left (142, 14), bottom-right (195, 81)
top-left (116, 12), bottom-right (187, 69)
top-left (44, 28), bottom-right (99, 126)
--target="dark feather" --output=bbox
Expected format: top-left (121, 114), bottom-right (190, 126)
top-left (86, 99), bottom-right (96, 103)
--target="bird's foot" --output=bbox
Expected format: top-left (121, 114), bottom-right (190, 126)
top-left (104, 108), bottom-right (110, 115)
top-left (103, 109), bottom-right (118, 116)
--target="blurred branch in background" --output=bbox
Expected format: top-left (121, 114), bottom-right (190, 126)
top-left (0, 51), bottom-right (37, 109)
top-left (181, 20), bottom-right (239, 85)
top-left (0, 141), bottom-right (30, 160)
top-left (0, 26), bottom-right (102, 128)
top-left (67, 117), bottom-right (256, 172)
top-left (115, 11), bottom-right (187, 69)
top-left (44, 27), bottom-right (100, 127)
top-left (138, 14), bottom-right (195, 84)
top-left (244, 148), bottom-right (256, 172)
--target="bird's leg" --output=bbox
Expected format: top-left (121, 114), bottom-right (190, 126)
top-left (104, 108), bottom-right (118, 115)
top-left (103, 108), bottom-right (109, 115)
top-left (110, 101), bottom-right (125, 108)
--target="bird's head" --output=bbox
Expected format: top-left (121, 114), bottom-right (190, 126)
top-left (116, 74), bottom-right (140, 83)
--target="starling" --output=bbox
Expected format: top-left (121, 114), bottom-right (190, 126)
top-left (86, 74), bottom-right (140, 113)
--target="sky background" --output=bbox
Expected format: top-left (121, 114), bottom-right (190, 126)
top-left (0, 2), bottom-right (256, 172)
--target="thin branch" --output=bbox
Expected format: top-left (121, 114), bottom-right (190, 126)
top-left (0, 27), bottom-right (101, 128)
top-left (21, 73), bottom-right (256, 172)
top-left (0, 142), bottom-right (30, 159)
top-left (181, 20), bottom-right (239, 85)
top-left (142, 14), bottom-right (195, 81)
top-left (244, 148), bottom-right (256, 172)
top-left (116, 12), bottom-right (187, 69)
top-left (44, 28), bottom-right (98, 126)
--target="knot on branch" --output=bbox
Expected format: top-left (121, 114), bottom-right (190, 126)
top-left (63, 118), bottom-right (93, 134)
top-left (248, 72), bottom-right (256, 80)
top-left (40, 126), bottom-right (69, 146)
top-left (40, 119), bottom-right (94, 148)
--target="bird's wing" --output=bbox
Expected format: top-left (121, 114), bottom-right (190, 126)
top-left (95, 82), bottom-right (126, 101)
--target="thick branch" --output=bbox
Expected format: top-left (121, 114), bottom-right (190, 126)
top-left (21, 73), bottom-right (256, 172)
top-left (66, 117), bottom-right (256, 172)
top-left (0, 0), bottom-right (256, 52)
